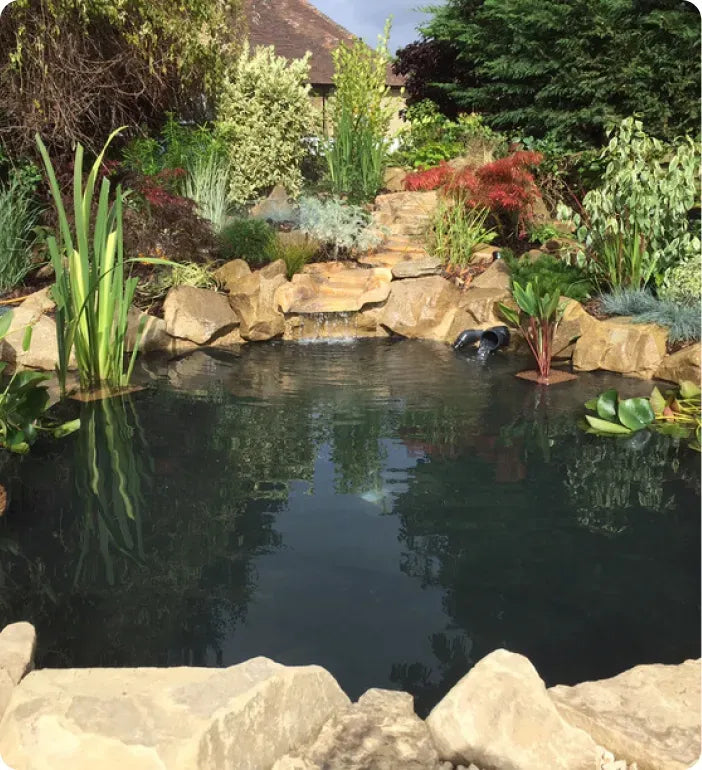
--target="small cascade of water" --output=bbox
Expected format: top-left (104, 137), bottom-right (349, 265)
top-left (296, 312), bottom-right (358, 343)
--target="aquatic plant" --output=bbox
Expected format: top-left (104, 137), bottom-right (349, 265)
top-left (499, 280), bottom-right (567, 381)
top-left (0, 311), bottom-right (79, 453)
top-left (599, 289), bottom-right (701, 344)
top-left (37, 130), bottom-right (157, 394)
top-left (582, 381), bottom-right (701, 451)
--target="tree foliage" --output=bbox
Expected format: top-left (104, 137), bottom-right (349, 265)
top-left (0, 0), bottom-right (243, 160)
top-left (402, 0), bottom-right (700, 148)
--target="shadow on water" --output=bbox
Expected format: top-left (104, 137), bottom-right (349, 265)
top-left (0, 339), bottom-right (698, 712)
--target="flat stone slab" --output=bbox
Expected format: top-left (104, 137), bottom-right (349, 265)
top-left (0, 658), bottom-right (350, 770)
top-left (549, 659), bottom-right (701, 770)
top-left (392, 256), bottom-right (443, 279)
top-left (275, 265), bottom-right (392, 314)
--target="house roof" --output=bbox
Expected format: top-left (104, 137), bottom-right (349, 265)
top-left (246, 0), bottom-right (404, 88)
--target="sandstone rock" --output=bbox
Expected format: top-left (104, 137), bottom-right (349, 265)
top-left (164, 286), bottom-right (239, 345)
top-left (426, 649), bottom-right (598, 770)
top-left (0, 657), bottom-right (350, 770)
top-left (655, 343), bottom-right (701, 386)
top-left (392, 256), bottom-right (443, 279)
top-left (358, 251), bottom-right (412, 269)
top-left (549, 659), bottom-right (701, 770)
top-left (469, 260), bottom-right (511, 291)
top-left (380, 276), bottom-right (461, 341)
top-left (250, 185), bottom-right (296, 223)
top-left (214, 259), bottom-right (251, 292)
top-left (277, 688), bottom-right (439, 770)
top-left (551, 299), bottom-right (587, 359)
top-left (373, 191), bottom-right (439, 238)
top-left (126, 308), bottom-right (172, 353)
top-left (384, 166), bottom-right (407, 192)
top-left (470, 244), bottom-right (497, 268)
top-left (0, 622), bottom-right (36, 720)
top-left (573, 317), bottom-right (668, 379)
top-left (446, 287), bottom-right (511, 342)
top-left (229, 260), bottom-right (287, 341)
top-left (275, 264), bottom-right (392, 314)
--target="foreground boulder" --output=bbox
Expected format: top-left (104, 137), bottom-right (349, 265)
top-left (0, 657), bottom-right (350, 770)
top-left (426, 649), bottom-right (598, 770)
top-left (164, 286), bottom-right (240, 345)
top-left (573, 316), bottom-right (668, 379)
top-left (229, 260), bottom-right (287, 341)
top-left (0, 622), bottom-right (35, 719)
top-left (275, 689), bottom-right (439, 770)
top-left (214, 259), bottom-right (252, 292)
top-left (275, 264), bottom-right (392, 314)
top-left (549, 659), bottom-right (701, 770)
top-left (380, 276), bottom-right (461, 341)
top-left (655, 342), bottom-right (701, 387)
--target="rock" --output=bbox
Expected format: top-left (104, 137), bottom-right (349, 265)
top-left (373, 191), bottom-right (439, 238)
top-left (470, 244), bottom-right (497, 268)
top-left (126, 308), bottom-right (172, 353)
top-left (277, 688), bottom-right (439, 770)
top-left (573, 317), bottom-right (668, 379)
top-left (469, 260), bottom-right (511, 291)
top-left (229, 260), bottom-right (287, 341)
top-left (164, 286), bottom-right (239, 345)
top-left (392, 256), bottom-right (443, 279)
top-left (250, 185), bottom-right (296, 223)
top-left (380, 276), bottom-right (461, 341)
top-left (358, 251), bottom-right (413, 269)
top-left (384, 166), bottom-right (407, 193)
top-left (551, 299), bottom-right (588, 359)
top-left (0, 657), bottom-right (351, 770)
top-left (0, 622), bottom-right (36, 720)
top-left (446, 287), bottom-right (511, 341)
top-left (549, 659), bottom-right (701, 770)
top-left (655, 343), bottom-right (701, 387)
top-left (275, 264), bottom-right (392, 314)
top-left (214, 259), bottom-right (251, 292)
top-left (426, 649), bottom-right (598, 770)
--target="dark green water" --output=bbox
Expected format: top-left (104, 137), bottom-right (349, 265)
top-left (0, 340), bottom-right (698, 714)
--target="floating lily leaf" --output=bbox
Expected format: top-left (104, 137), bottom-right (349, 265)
top-left (618, 397), bottom-right (655, 431)
top-left (649, 386), bottom-right (666, 416)
top-left (596, 389), bottom-right (618, 421)
top-left (585, 415), bottom-right (632, 434)
top-left (680, 380), bottom-right (701, 399)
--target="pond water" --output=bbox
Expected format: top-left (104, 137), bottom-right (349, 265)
top-left (0, 340), bottom-right (699, 715)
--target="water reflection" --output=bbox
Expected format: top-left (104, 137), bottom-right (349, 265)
top-left (0, 340), bottom-right (697, 709)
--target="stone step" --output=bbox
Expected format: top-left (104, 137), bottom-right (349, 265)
top-left (358, 251), bottom-right (429, 269)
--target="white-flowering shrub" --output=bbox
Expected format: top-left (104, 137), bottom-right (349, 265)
top-left (298, 196), bottom-right (383, 258)
top-left (216, 44), bottom-right (316, 205)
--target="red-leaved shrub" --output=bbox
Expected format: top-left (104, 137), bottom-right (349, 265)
top-left (404, 161), bottom-right (453, 192)
top-left (447, 151), bottom-right (543, 235)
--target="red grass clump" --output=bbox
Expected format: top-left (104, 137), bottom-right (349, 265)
top-left (404, 161), bottom-right (453, 192)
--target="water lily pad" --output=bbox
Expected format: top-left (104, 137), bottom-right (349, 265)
top-left (680, 380), bottom-right (701, 399)
top-left (596, 389), bottom-right (618, 421)
top-left (649, 386), bottom-right (666, 416)
top-left (618, 397), bottom-right (655, 432)
top-left (585, 415), bottom-right (632, 434)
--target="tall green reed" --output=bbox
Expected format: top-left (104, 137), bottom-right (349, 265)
top-left (0, 176), bottom-right (39, 292)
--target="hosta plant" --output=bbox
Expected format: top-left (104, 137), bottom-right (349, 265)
top-left (582, 382), bottom-right (701, 452)
top-left (499, 280), bottom-right (567, 382)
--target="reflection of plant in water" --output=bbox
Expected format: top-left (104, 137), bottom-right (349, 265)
top-left (73, 395), bottom-right (151, 587)
top-left (564, 435), bottom-right (677, 535)
top-left (330, 411), bottom-right (387, 495)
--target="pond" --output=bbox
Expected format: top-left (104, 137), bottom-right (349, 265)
top-left (0, 340), bottom-right (699, 715)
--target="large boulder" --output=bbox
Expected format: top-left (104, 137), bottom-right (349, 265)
top-left (573, 317), bottom-right (668, 379)
top-left (250, 185), bottom-right (296, 223)
top-left (446, 287), bottom-right (511, 342)
top-left (275, 689), bottom-right (439, 770)
top-left (275, 264), bottom-right (392, 314)
top-left (655, 343), bottom-right (701, 386)
top-left (0, 657), bottom-right (350, 770)
top-left (373, 191), bottom-right (439, 238)
top-left (0, 622), bottom-right (36, 719)
top-left (214, 259), bottom-right (251, 292)
top-left (549, 659), bottom-right (701, 770)
top-left (469, 260), bottom-right (511, 291)
top-left (164, 286), bottom-right (239, 345)
top-left (126, 308), bottom-right (173, 354)
top-left (383, 167), bottom-right (407, 193)
top-left (229, 260), bottom-right (287, 341)
top-left (380, 276), bottom-right (461, 341)
top-left (426, 649), bottom-right (598, 770)
top-left (551, 299), bottom-right (589, 359)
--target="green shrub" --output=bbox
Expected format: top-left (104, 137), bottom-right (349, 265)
top-left (298, 196), bottom-right (382, 259)
top-left (0, 176), bottom-right (39, 292)
top-left (428, 198), bottom-right (496, 267)
top-left (660, 252), bottom-right (701, 306)
top-left (600, 289), bottom-right (701, 344)
top-left (137, 261), bottom-right (218, 303)
top-left (265, 235), bottom-right (319, 279)
top-left (325, 20), bottom-right (394, 202)
top-left (219, 218), bottom-right (274, 266)
top-left (217, 44), bottom-right (316, 205)
top-left (506, 253), bottom-right (593, 302)
top-left (562, 118), bottom-right (700, 289)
